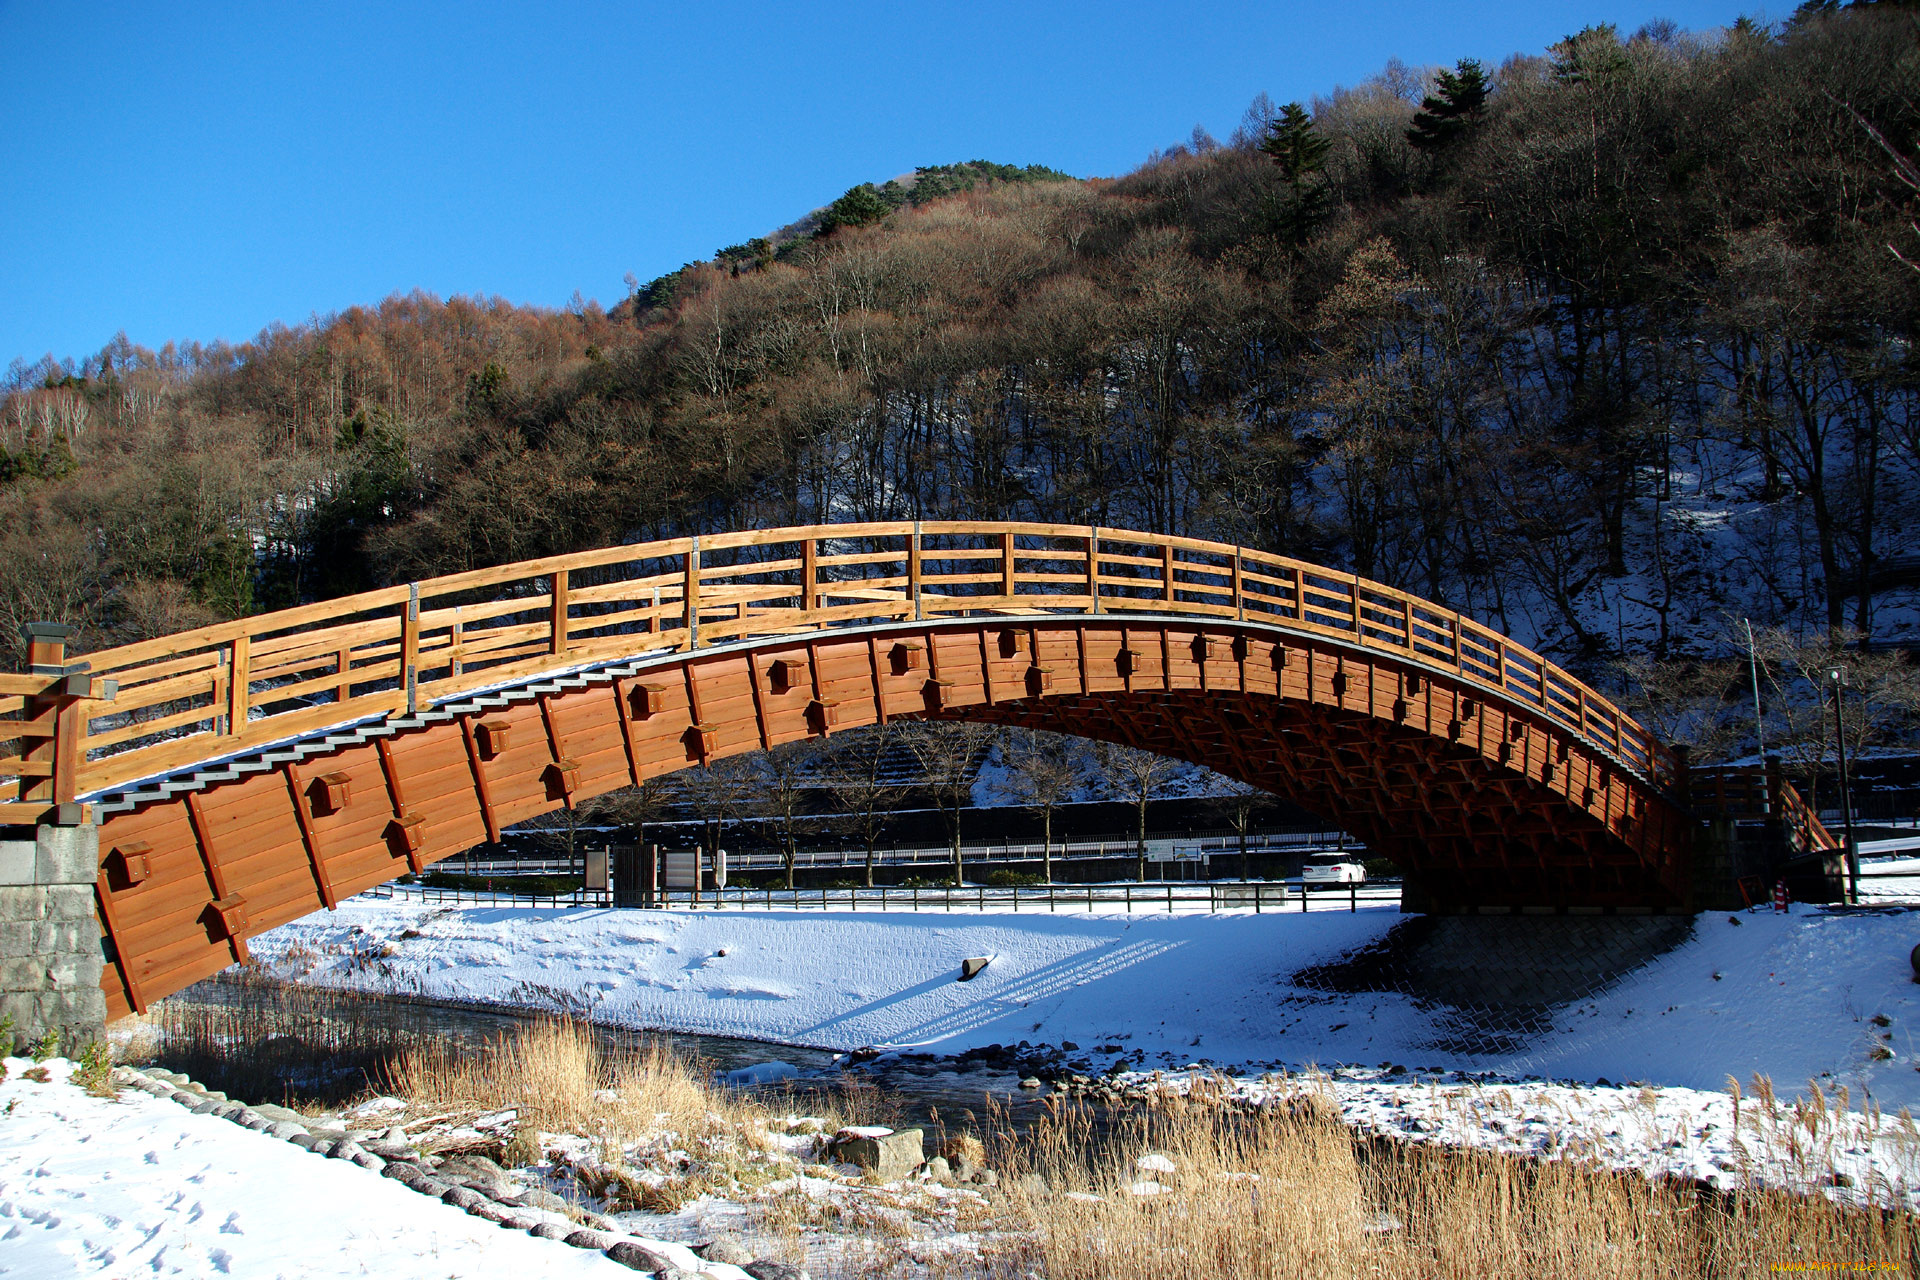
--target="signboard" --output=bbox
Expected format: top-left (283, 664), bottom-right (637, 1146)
top-left (1144, 839), bottom-right (1211, 864)
top-left (662, 850), bottom-right (701, 890)
top-left (584, 848), bottom-right (609, 891)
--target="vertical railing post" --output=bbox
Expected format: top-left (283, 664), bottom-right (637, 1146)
top-left (226, 634), bottom-right (250, 736)
top-left (19, 623), bottom-right (80, 819)
top-left (549, 569), bottom-right (570, 657)
top-left (909, 522), bottom-right (922, 620)
top-left (1162, 542), bottom-right (1176, 605)
top-left (801, 534), bottom-right (818, 614)
top-left (1350, 573), bottom-right (1362, 638)
top-left (401, 584), bottom-right (420, 715)
top-left (1233, 548), bottom-right (1245, 621)
top-left (1001, 530), bottom-right (1016, 601)
top-left (685, 536), bottom-right (702, 649)
top-left (1087, 526), bottom-right (1101, 614)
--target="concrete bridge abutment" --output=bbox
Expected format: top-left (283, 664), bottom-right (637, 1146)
top-left (0, 822), bottom-right (104, 1055)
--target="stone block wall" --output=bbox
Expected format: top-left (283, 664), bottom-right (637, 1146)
top-left (0, 824), bottom-right (104, 1055)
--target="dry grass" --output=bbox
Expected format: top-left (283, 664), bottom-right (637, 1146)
top-left (115, 964), bottom-right (441, 1105)
top-left (989, 1089), bottom-right (1917, 1280)
top-left (122, 972), bottom-right (1918, 1278)
top-left (389, 1018), bottom-right (739, 1154)
top-left (382, 1018), bottom-right (901, 1220)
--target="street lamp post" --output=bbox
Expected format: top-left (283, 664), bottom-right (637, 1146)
top-left (1824, 664), bottom-right (1860, 903)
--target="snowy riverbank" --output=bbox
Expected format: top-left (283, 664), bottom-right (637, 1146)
top-left (246, 897), bottom-right (1920, 1112)
top-left (0, 1057), bottom-right (634, 1278)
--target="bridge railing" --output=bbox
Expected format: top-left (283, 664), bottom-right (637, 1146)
top-left (8, 522), bottom-right (1672, 799)
top-left (1688, 762), bottom-right (1840, 853)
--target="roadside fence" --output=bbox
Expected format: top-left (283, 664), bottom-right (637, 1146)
top-left (446, 829), bottom-right (1363, 879)
top-left (359, 878), bottom-right (1403, 916)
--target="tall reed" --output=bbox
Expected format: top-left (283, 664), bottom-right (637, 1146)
top-left (992, 1092), bottom-right (1916, 1280)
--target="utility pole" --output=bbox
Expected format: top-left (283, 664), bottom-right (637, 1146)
top-left (1824, 664), bottom-right (1859, 903)
top-left (1744, 619), bottom-right (1768, 814)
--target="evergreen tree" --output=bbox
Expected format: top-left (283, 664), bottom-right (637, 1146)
top-left (1550, 24), bottom-right (1630, 83)
top-left (1259, 102), bottom-right (1332, 245)
top-left (1259, 101), bottom-right (1330, 181)
top-left (1407, 58), bottom-right (1489, 152)
top-left (815, 184), bottom-right (893, 237)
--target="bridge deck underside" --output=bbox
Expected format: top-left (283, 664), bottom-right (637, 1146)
top-left (90, 619), bottom-right (1690, 1020)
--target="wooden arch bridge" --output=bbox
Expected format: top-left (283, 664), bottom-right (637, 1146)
top-left (0, 522), bottom-right (1820, 1022)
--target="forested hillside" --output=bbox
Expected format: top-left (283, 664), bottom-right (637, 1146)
top-left (3, 9), bottom-right (1916, 739)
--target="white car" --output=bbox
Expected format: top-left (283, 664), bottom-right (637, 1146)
top-left (1301, 859), bottom-right (1367, 885)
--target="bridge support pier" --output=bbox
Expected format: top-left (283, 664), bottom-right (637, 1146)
top-left (1690, 817), bottom-right (1744, 912)
top-left (0, 822), bottom-right (104, 1056)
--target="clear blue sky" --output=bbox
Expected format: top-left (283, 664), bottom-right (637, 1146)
top-left (1, 1), bottom-right (1752, 369)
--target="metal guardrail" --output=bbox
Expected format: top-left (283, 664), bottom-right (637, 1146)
top-left (455, 831), bottom-right (1362, 876)
top-left (362, 878), bottom-right (1401, 914)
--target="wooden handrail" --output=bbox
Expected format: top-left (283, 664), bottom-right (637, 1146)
top-left (1688, 763), bottom-right (1841, 853)
top-left (23, 522), bottom-right (1673, 799)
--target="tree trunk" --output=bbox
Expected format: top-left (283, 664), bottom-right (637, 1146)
top-left (1042, 806), bottom-right (1053, 885)
top-left (1136, 796), bottom-right (1149, 883)
top-left (951, 801), bottom-right (964, 887)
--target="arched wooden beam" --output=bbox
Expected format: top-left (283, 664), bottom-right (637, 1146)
top-left (89, 615), bottom-right (1691, 1020)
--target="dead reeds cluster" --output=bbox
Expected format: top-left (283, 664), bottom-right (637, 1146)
top-left (389, 1017), bottom-right (752, 1159)
top-left (991, 1088), bottom-right (1916, 1280)
top-left (122, 975), bottom-right (1918, 1278)
top-left (115, 963), bottom-right (438, 1105)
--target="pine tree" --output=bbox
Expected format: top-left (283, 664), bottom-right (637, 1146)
top-left (1259, 101), bottom-right (1330, 182)
top-left (1406, 58), bottom-right (1489, 152)
top-left (1550, 24), bottom-right (1629, 83)
top-left (1259, 102), bottom-right (1331, 246)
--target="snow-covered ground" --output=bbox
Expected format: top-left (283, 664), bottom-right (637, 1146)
top-left (18, 899), bottom-right (1920, 1278)
top-left (1118, 1066), bottom-right (1920, 1208)
top-left (0, 1057), bottom-right (634, 1278)
top-left (251, 898), bottom-right (1920, 1113)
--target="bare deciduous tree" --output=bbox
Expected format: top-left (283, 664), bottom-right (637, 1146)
top-left (826, 724), bottom-right (908, 887)
top-left (1094, 741), bottom-right (1185, 882)
top-left (904, 720), bottom-right (1000, 886)
top-left (763, 737), bottom-right (828, 889)
top-left (1004, 728), bottom-right (1091, 883)
top-left (668, 756), bottom-right (768, 859)
top-left (1751, 627), bottom-right (1920, 802)
top-left (1210, 775), bottom-right (1277, 880)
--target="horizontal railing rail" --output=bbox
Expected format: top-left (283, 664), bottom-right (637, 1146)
top-left (1688, 762), bottom-right (1841, 852)
top-left (454, 831), bottom-right (1363, 876)
top-left (364, 877), bottom-right (1402, 915)
top-left (16, 522), bottom-right (1671, 799)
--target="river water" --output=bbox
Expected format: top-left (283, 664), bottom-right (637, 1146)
top-left (154, 976), bottom-right (1080, 1135)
